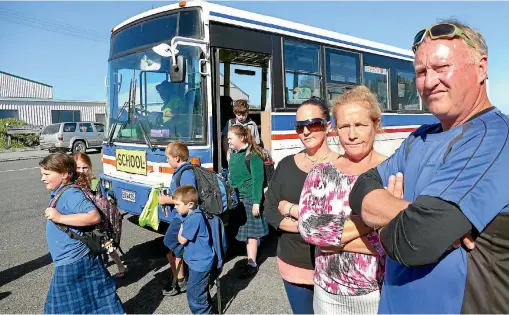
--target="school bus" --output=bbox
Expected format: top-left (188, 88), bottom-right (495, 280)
top-left (100, 1), bottom-right (437, 223)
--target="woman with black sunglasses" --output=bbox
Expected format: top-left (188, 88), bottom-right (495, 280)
top-left (298, 86), bottom-right (388, 314)
top-left (264, 96), bottom-right (340, 314)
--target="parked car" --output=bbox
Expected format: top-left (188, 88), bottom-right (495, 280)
top-left (40, 122), bottom-right (105, 154)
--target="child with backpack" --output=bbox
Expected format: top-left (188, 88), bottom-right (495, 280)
top-left (158, 141), bottom-right (196, 296)
top-left (174, 185), bottom-right (215, 314)
top-left (227, 124), bottom-right (269, 279)
top-left (73, 152), bottom-right (128, 279)
top-left (40, 153), bottom-right (124, 314)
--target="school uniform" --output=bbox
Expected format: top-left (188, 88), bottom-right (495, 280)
top-left (44, 185), bottom-right (124, 314)
top-left (181, 208), bottom-right (215, 314)
top-left (228, 147), bottom-right (269, 241)
top-left (163, 161), bottom-right (197, 257)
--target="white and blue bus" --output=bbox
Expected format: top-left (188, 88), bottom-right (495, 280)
top-left (100, 1), bottom-right (437, 224)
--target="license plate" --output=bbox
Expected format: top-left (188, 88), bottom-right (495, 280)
top-left (121, 189), bottom-right (136, 202)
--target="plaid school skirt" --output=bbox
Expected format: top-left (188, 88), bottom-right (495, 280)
top-left (234, 198), bottom-right (269, 242)
top-left (44, 253), bottom-right (124, 314)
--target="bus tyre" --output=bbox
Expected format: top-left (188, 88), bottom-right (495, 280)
top-left (72, 140), bottom-right (86, 154)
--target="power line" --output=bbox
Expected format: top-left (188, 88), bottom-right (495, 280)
top-left (0, 8), bottom-right (108, 38)
top-left (0, 8), bottom-right (109, 43)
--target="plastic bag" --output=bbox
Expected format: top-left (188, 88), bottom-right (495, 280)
top-left (139, 187), bottom-right (160, 231)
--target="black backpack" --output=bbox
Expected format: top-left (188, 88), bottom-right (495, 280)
top-left (175, 165), bottom-right (239, 215)
top-left (49, 185), bottom-right (117, 256)
top-left (245, 147), bottom-right (275, 188)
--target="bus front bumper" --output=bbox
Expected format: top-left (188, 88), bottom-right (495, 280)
top-left (98, 173), bottom-right (176, 224)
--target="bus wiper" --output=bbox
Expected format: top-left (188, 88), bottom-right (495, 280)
top-left (128, 75), bottom-right (154, 150)
top-left (106, 72), bottom-right (135, 145)
top-left (133, 109), bottom-right (154, 150)
top-left (106, 70), bottom-right (153, 150)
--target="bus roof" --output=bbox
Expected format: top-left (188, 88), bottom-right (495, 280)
top-left (112, 1), bottom-right (415, 61)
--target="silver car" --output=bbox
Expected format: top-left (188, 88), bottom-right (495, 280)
top-left (40, 122), bottom-right (105, 154)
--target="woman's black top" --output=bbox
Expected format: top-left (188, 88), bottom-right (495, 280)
top-left (264, 154), bottom-right (315, 270)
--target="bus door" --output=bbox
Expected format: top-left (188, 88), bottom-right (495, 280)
top-left (211, 47), bottom-right (271, 170)
top-left (209, 23), bottom-right (278, 171)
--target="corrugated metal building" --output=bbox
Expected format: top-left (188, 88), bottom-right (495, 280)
top-left (0, 71), bottom-right (106, 127)
top-left (0, 98), bottom-right (106, 126)
top-left (0, 71), bottom-right (53, 99)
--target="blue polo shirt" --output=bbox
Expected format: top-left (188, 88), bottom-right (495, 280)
top-left (46, 185), bottom-right (96, 266)
top-left (169, 162), bottom-right (197, 194)
top-left (163, 162), bottom-right (198, 254)
top-left (181, 208), bottom-right (214, 272)
top-left (376, 108), bottom-right (509, 313)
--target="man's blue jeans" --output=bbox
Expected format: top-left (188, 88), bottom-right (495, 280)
top-left (187, 268), bottom-right (212, 314)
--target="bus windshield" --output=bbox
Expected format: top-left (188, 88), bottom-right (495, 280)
top-left (106, 10), bottom-right (205, 145)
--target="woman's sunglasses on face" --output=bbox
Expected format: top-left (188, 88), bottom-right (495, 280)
top-left (294, 118), bottom-right (327, 134)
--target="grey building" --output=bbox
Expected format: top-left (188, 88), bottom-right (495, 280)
top-left (0, 98), bottom-right (105, 126)
top-left (0, 71), bottom-right (53, 99)
top-left (0, 71), bottom-right (105, 126)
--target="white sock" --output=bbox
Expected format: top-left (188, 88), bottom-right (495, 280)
top-left (248, 261), bottom-right (257, 267)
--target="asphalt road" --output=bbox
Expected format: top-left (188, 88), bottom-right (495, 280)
top-left (0, 153), bottom-right (291, 314)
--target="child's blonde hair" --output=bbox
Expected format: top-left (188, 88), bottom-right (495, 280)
top-left (165, 141), bottom-right (189, 161)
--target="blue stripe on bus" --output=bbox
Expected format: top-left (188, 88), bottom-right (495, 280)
top-left (271, 113), bottom-right (439, 131)
top-left (210, 11), bottom-right (414, 59)
top-left (102, 143), bottom-right (213, 163)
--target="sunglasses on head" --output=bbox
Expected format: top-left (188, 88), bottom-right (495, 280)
top-left (294, 118), bottom-right (327, 134)
top-left (412, 23), bottom-right (476, 53)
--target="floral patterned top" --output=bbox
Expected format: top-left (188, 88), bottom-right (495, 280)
top-left (298, 162), bottom-right (385, 296)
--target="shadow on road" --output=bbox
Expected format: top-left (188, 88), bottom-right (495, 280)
top-left (115, 236), bottom-right (171, 314)
top-left (0, 291), bottom-right (12, 301)
top-left (0, 253), bottom-right (52, 287)
top-left (117, 219), bottom-right (278, 314)
top-left (212, 228), bottom-right (278, 313)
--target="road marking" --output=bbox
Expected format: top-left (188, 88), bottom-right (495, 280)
top-left (0, 166), bottom-right (40, 173)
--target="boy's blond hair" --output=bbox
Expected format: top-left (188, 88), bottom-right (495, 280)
top-left (173, 185), bottom-right (199, 208)
top-left (165, 141), bottom-right (189, 161)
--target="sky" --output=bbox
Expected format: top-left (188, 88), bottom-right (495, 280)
top-left (0, 1), bottom-right (508, 113)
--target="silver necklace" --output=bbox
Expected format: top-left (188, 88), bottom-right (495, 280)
top-left (305, 150), bottom-right (332, 163)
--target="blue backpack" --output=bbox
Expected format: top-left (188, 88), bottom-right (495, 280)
top-left (175, 165), bottom-right (238, 215)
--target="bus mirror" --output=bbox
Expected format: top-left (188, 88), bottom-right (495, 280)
top-left (170, 55), bottom-right (186, 83)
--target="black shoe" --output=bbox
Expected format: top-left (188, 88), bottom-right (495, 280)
top-left (239, 260), bottom-right (253, 272)
top-left (238, 264), bottom-right (258, 279)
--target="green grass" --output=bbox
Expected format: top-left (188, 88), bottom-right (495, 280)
top-left (0, 118), bottom-right (40, 149)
